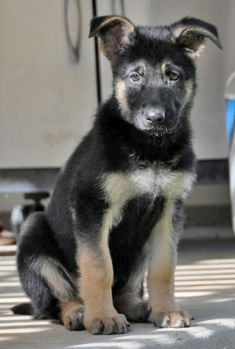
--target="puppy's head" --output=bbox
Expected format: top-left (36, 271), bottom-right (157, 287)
top-left (89, 16), bottom-right (221, 136)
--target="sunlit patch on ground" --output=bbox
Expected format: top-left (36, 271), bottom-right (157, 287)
top-left (0, 240), bottom-right (235, 348)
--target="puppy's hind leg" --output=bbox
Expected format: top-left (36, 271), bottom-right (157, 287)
top-left (36, 256), bottom-right (85, 330)
top-left (17, 212), bottom-right (84, 330)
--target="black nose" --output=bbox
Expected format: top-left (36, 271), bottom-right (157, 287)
top-left (144, 107), bottom-right (165, 125)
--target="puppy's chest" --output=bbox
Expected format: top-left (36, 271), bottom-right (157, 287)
top-left (103, 167), bottom-right (194, 208)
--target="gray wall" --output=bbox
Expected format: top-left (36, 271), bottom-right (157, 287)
top-left (0, 0), bottom-right (97, 168)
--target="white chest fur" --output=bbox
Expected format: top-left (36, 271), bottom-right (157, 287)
top-left (99, 167), bottom-right (195, 252)
top-left (103, 168), bottom-right (195, 207)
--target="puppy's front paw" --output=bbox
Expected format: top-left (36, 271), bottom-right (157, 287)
top-left (149, 309), bottom-right (192, 328)
top-left (84, 312), bottom-right (130, 335)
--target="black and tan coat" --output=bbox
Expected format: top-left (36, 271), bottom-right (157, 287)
top-left (13, 15), bottom-right (221, 335)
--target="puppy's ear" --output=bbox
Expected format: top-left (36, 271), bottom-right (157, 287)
top-left (172, 17), bottom-right (222, 59)
top-left (89, 15), bottom-right (136, 62)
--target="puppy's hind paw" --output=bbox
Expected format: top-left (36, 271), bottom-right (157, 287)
top-left (61, 303), bottom-right (85, 331)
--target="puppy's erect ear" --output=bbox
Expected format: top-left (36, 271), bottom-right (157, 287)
top-left (172, 17), bottom-right (222, 59)
top-left (89, 15), bottom-right (136, 62)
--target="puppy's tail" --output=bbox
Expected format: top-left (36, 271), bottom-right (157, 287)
top-left (11, 302), bottom-right (33, 315)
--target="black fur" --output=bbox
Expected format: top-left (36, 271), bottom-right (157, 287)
top-left (14, 15), bottom-right (221, 332)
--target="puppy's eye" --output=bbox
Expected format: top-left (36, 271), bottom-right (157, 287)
top-left (166, 71), bottom-right (180, 81)
top-left (129, 72), bottom-right (140, 82)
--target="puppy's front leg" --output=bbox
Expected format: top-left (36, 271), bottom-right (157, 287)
top-left (147, 201), bottom-right (192, 328)
top-left (76, 205), bottom-right (129, 335)
top-left (78, 243), bottom-right (128, 334)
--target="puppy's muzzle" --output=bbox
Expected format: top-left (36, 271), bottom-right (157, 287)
top-left (143, 106), bottom-right (166, 126)
top-left (142, 105), bottom-right (167, 134)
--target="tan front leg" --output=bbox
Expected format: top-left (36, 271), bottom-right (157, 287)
top-left (147, 201), bottom-right (192, 328)
top-left (78, 244), bottom-right (129, 334)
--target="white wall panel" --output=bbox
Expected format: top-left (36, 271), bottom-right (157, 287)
top-left (0, 0), bottom-right (97, 168)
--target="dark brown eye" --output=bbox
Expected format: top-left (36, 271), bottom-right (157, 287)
top-left (129, 72), bottom-right (140, 82)
top-left (166, 71), bottom-right (180, 81)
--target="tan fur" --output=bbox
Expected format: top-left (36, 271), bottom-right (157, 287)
top-left (183, 80), bottom-right (194, 107)
top-left (135, 58), bottom-right (147, 71)
top-left (74, 185), bottom-right (131, 333)
top-left (60, 301), bottom-right (83, 321)
top-left (36, 257), bottom-right (75, 302)
top-left (147, 201), bottom-right (177, 312)
top-left (114, 59), bottom-right (147, 117)
top-left (115, 80), bottom-right (127, 103)
top-left (181, 28), bottom-right (207, 59)
top-left (173, 26), bottom-right (207, 59)
top-left (178, 79), bottom-right (195, 112)
top-left (100, 169), bottom-right (194, 299)
top-left (77, 245), bottom-right (129, 333)
top-left (104, 169), bottom-right (194, 208)
top-left (187, 43), bottom-right (206, 59)
top-left (78, 245), bottom-right (117, 323)
top-left (115, 79), bottom-right (129, 116)
top-left (60, 301), bottom-right (84, 330)
top-left (146, 201), bottom-right (192, 327)
top-left (161, 61), bottom-right (168, 74)
top-left (75, 167), bottom-right (194, 331)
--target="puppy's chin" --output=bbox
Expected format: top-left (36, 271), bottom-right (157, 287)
top-left (143, 122), bottom-right (181, 137)
top-left (134, 123), bottom-right (169, 137)
top-left (145, 126), bottom-right (168, 137)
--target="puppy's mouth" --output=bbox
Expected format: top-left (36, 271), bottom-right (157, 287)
top-left (146, 125), bottom-right (168, 137)
top-left (145, 121), bottom-right (180, 137)
top-left (133, 113), bottom-right (178, 137)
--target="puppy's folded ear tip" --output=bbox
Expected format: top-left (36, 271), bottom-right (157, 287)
top-left (209, 26), bottom-right (222, 49)
top-left (89, 16), bottom-right (110, 38)
top-left (89, 16), bottom-right (101, 38)
top-left (88, 30), bottom-right (94, 38)
top-left (217, 39), bottom-right (223, 50)
top-left (209, 34), bottom-right (222, 49)
top-left (173, 16), bottom-right (222, 58)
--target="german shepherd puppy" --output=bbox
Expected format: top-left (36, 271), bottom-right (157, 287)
top-left (13, 15), bottom-right (221, 335)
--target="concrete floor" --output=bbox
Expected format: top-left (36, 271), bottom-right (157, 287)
top-left (1, 240), bottom-right (235, 349)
